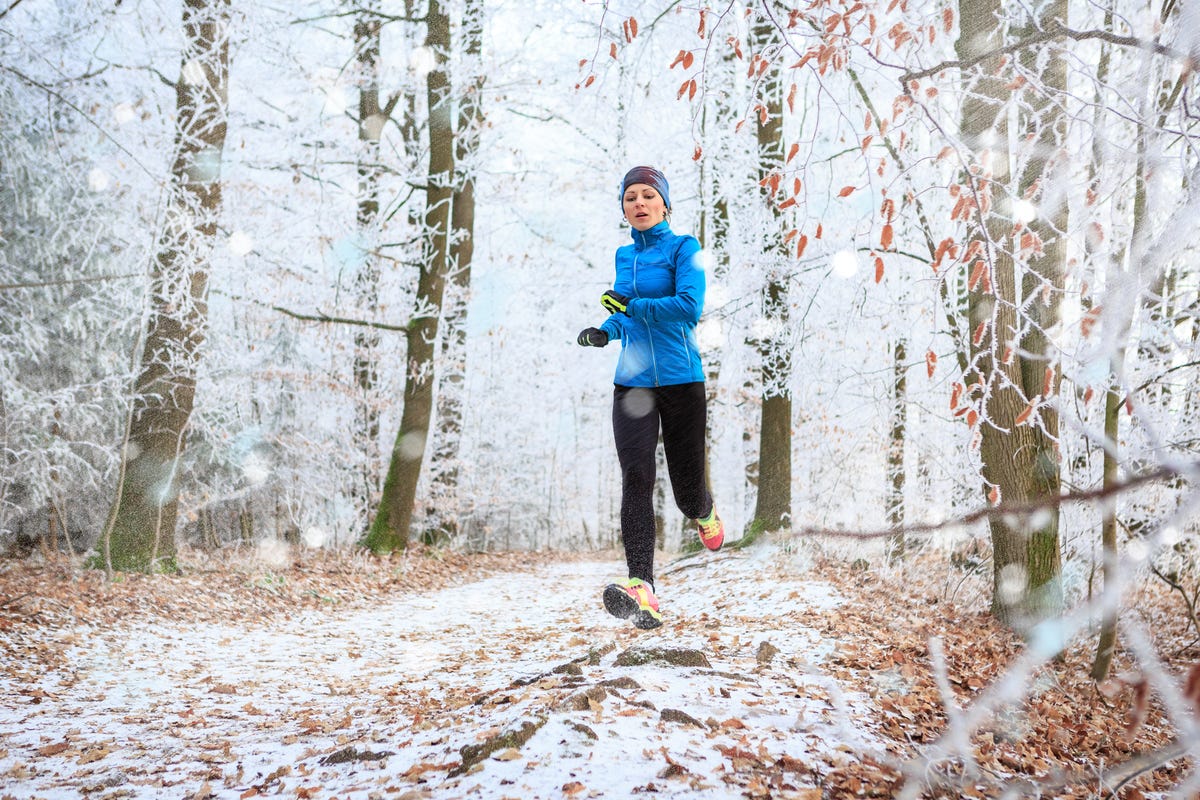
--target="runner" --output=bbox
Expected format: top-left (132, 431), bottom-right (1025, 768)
top-left (577, 165), bottom-right (724, 630)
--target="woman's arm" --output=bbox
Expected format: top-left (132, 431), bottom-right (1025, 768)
top-left (625, 236), bottom-right (705, 325)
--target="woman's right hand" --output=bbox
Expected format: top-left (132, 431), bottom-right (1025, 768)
top-left (577, 327), bottom-right (609, 347)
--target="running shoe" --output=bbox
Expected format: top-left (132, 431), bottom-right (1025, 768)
top-left (603, 578), bottom-right (663, 630)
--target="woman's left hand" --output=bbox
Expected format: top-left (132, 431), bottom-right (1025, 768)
top-left (601, 290), bottom-right (630, 315)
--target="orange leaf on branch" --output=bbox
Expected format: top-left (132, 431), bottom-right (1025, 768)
top-left (925, 350), bottom-right (937, 378)
top-left (1080, 306), bottom-right (1102, 337)
top-left (786, 142), bottom-right (800, 163)
top-left (972, 320), bottom-right (987, 345)
top-left (838, 185), bottom-right (856, 197)
top-left (874, 255), bottom-right (884, 283)
top-left (796, 234), bottom-right (809, 258)
top-left (1015, 402), bottom-right (1035, 426)
top-left (949, 382), bottom-right (963, 409)
top-left (1042, 365), bottom-right (1055, 397)
top-left (880, 224), bottom-right (893, 250)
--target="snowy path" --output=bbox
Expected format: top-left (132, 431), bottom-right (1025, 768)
top-left (0, 545), bottom-right (884, 798)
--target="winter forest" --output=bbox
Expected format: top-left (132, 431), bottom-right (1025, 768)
top-left (3, 0), bottom-right (1200, 796)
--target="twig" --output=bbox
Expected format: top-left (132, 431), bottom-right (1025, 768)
top-left (900, 21), bottom-right (1188, 86)
top-left (0, 592), bottom-right (31, 609)
top-left (0, 273), bottom-right (142, 292)
top-left (789, 462), bottom-right (1196, 542)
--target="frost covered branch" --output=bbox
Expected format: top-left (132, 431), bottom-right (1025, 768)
top-left (900, 21), bottom-right (1191, 86)
top-left (789, 461), bottom-right (1198, 542)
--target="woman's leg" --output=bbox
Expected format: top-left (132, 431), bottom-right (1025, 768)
top-left (612, 385), bottom-right (660, 585)
top-left (659, 381), bottom-right (713, 520)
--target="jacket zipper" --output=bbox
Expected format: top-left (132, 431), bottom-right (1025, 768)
top-left (632, 243), bottom-right (660, 386)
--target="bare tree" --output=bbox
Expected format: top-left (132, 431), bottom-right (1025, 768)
top-left (365, 0), bottom-right (453, 553)
top-left (750, 15), bottom-right (792, 536)
top-left (429, 0), bottom-right (486, 544)
top-left (100, 0), bottom-right (231, 572)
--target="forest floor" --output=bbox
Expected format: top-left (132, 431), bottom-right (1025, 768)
top-left (0, 537), bottom-right (1194, 799)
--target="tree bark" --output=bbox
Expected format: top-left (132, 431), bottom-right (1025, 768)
top-left (429, 0), bottom-right (485, 543)
top-left (957, 0), bottom-right (1065, 627)
top-left (888, 338), bottom-right (907, 558)
top-left (100, 0), bottom-right (230, 572)
top-left (751, 17), bottom-right (791, 534)
top-left (351, 0), bottom-right (387, 516)
top-left (364, 0), bottom-right (453, 553)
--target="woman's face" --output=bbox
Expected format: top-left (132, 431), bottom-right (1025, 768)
top-left (622, 183), bottom-right (667, 231)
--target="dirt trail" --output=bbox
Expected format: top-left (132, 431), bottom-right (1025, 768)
top-left (0, 544), bottom-right (882, 798)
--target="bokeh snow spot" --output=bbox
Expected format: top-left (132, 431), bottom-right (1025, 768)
top-left (1127, 537), bottom-right (1148, 562)
top-left (697, 318), bottom-right (723, 350)
top-left (410, 46), bottom-right (437, 78)
top-left (181, 59), bottom-right (206, 86)
top-left (1012, 198), bottom-right (1038, 224)
top-left (112, 103), bottom-right (136, 126)
top-left (302, 527), bottom-right (326, 549)
top-left (399, 431), bottom-right (426, 461)
top-left (620, 388), bottom-right (655, 419)
top-left (997, 563), bottom-right (1026, 605)
top-left (831, 249), bottom-right (859, 279)
top-left (229, 231), bottom-right (254, 256)
top-left (186, 147), bottom-right (222, 184)
top-left (87, 167), bottom-right (111, 192)
top-left (256, 538), bottom-right (290, 568)
top-left (322, 86), bottom-right (347, 116)
top-left (242, 452), bottom-right (270, 486)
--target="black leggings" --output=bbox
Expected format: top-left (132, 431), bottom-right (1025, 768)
top-left (612, 382), bottom-right (713, 587)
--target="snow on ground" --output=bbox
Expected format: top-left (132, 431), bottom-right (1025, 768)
top-left (0, 542), bottom-right (885, 798)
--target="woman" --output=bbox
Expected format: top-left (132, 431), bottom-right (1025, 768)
top-left (577, 165), bottom-right (724, 630)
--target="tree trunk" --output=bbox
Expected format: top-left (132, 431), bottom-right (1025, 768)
top-left (1091, 0), bottom-right (1174, 671)
top-left (751, 18), bottom-right (791, 534)
top-left (100, 0), bottom-right (230, 572)
top-left (429, 0), bottom-right (484, 543)
top-left (888, 338), bottom-right (907, 558)
top-left (957, 0), bottom-right (1064, 627)
top-left (351, 0), bottom-right (388, 517)
top-left (364, 0), bottom-right (453, 553)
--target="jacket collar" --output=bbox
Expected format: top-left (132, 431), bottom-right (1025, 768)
top-left (630, 219), bottom-right (671, 250)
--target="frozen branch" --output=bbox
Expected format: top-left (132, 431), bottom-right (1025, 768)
top-left (788, 461), bottom-right (1198, 542)
top-left (215, 290), bottom-right (413, 333)
top-left (0, 273), bottom-right (142, 291)
top-left (900, 21), bottom-right (1190, 86)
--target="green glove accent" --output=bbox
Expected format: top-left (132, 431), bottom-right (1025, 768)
top-left (577, 327), bottom-right (609, 347)
top-left (601, 290), bottom-right (630, 315)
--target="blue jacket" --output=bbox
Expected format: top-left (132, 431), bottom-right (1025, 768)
top-left (600, 220), bottom-right (706, 387)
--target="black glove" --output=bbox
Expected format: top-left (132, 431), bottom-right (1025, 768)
top-left (577, 327), bottom-right (609, 347)
top-left (601, 290), bottom-right (630, 315)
